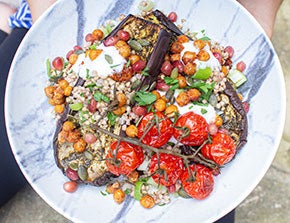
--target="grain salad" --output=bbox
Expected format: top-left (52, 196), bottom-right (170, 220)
top-left (44, 3), bottom-right (248, 208)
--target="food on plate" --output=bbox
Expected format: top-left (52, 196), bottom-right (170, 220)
top-left (44, 5), bottom-right (248, 208)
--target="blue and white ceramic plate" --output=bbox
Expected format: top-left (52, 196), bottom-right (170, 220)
top-left (5, 0), bottom-right (286, 222)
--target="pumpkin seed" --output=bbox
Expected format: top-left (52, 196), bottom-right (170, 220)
top-left (69, 162), bottom-right (78, 171)
top-left (140, 84), bottom-right (149, 91)
top-left (177, 187), bottom-right (191, 199)
top-left (84, 151), bottom-right (94, 160)
top-left (165, 89), bottom-right (174, 101)
top-left (170, 67), bottom-right (179, 79)
top-left (131, 79), bottom-right (142, 90)
top-left (137, 39), bottom-right (150, 46)
top-left (78, 165), bottom-right (88, 181)
top-left (148, 81), bottom-right (156, 91)
top-left (105, 54), bottom-right (113, 64)
top-left (128, 39), bottom-right (142, 51)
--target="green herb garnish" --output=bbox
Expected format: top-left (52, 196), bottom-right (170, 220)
top-left (107, 111), bottom-right (117, 126)
top-left (134, 91), bottom-right (157, 106)
top-left (94, 91), bottom-right (110, 103)
top-left (69, 103), bottom-right (83, 111)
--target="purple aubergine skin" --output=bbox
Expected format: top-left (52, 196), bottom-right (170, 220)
top-left (53, 13), bottom-right (172, 186)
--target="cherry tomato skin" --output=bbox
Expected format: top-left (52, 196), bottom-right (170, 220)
top-left (83, 133), bottom-right (97, 144)
top-left (173, 112), bottom-right (209, 146)
top-left (63, 181), bottom-right (78, 193)
top-left (137, 112), bottom-right (173, 148)
top-left (149, 153), bottom-right (184, 187)
top-left (201, 132), bottom-right (236, 165)
top-left (236, 61), bottom-right (246, 72)
top-left (181, 164), bottom-right (214, 200)
top-left (224, 46), bottom-right (234, 58)
top-left (106, 141), bottom-right (144, 176)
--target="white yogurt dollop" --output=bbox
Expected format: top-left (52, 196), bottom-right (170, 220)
top-left (71, 43), bottom-right (126, 79)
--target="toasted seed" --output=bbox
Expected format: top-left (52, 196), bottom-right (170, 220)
top-left (131, 79), bottom-right (142, 90)
top-left (148, 81), bottom-right (156, 91)
top-left (128, 39), bottom-right (142, 51)
top-left (78, 165), bottom-right (88, 181)
top-left (137, 39), bottom-right (150, 46)
top-left (140, 84), bottom-right (149, 91)
top-left (165, 89), bottom-right (174, 101)
top-left (69, 162), bottom-right (79, 171)
top-left (170, 67), bottom-right (179, 79)
top-left (84, 151), bottom-right (94, 160)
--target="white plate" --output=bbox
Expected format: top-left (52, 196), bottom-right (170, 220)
top-left (5, 0), bottom-right (286, 222)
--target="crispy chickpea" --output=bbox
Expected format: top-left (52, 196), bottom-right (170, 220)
top-left (127, 170), bottom-right (139, 183)
top-left (106, 181), bottom-right (121, 194)
top-left (194, 39), bottom-right (206, 49)
top-left (160, 95), bottom-right (168, 103)
top-left (128, 54), bottom-right (140, 65)
top-left (170, 53), bottom-right (181, 62)
top-left (215, 115), bottom-right (223, 127)
top-left (163, 54), bottom-right (170, 61)
top-left (54, 104), bottom-right (65, 114)
top-left (58, 79), bottom-right (69, 90)
top-left (176, 91), bottom-right (190, 107)
top-left (221, 66), bottom-right (229, 75)
top-left (176, 76), bottom-right (187, 88)
top-left (151, 90), bottom-right (161, 100)
top-left (117, 93), bottom-right (127, 107)
top-left (89, 49), bottom-right (103, 60)
top-left (170, 41), bottom-right (184, 54)
top-left (69, 53), bottom-right (78, 65)
top-left (52, 96), bottom-right (65, 105)
top-left (165, 104), bottom-right (178, 117)
top-left (62, 121), bottom-right (75, 132)
top-left (48, 98), bottom-right (57, 106)
top-left (177, 35), bottom-right (189, 43)
top-left (187, 88), bottom-right (201, 101)
top-left (154, 98), bottom-right (167, 112)
top-left (197, 49), bottom-right (210, 61)
top-left (113, 189), bottom-right (126, 204)
top-left (113, 106), bottom-right (126, 116)
top-left (125, 125), bottom-right (138, 138)
top-left (58, 130), bottom-right (68, 144)
top-left (118, 45), bottom-right (131, 58)
top-left (115, 40), bottom-right (127, 48)
top-left (44, 86), bottom-right (56, 98)
top-left (182, 51), bottom-right (196, 64)
top-left (66, 129), bottom-right (81, 143)
top-left (64, 86), bottom-right (73, 96)
top-left (73, 138), bottom-right (87, 153)
top-left (140, 194), bottom-right (155, 209)
top-left (237, 93), bottom-right (243, 101)
top-left (183, 62), bottom-right (197, 76)
top-left (92, 29), bottom-right (104, 41)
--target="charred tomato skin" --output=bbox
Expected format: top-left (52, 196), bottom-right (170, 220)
top-left (149, 153), bottom-right (184, 187)
top-left (181, 164), bottom-right (214, 200)
top-left (106, 141), bottom-right (144, 176)
top-left (137, 112), bottom-right (173, 148)
top-left (173, 111), bottom-right (209, 146)
top-left (201, 132), bottom-right (236, 166)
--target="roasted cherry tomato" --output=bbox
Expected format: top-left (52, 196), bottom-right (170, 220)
top-left (173, 111), bottom-right (209, 146)
top-left (106, 141), bottom-right (144, 176)
top-left (201, 132), bottom-right (236, 165)
top-left (149, 153), bottom-right (184, 187)
top-left (180, 164), bottom-right (214, 200)
top-left (137, 112), bottom-right (173, 148)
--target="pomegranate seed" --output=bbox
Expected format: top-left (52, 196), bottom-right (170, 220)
top-left (161, 60), bottom-right (173, 76)
top-left (243, 101), bottom-right (250, 113)
top-left (213, 52), bottom-right (222, 63)
top-left (172, 60), bottom-right (184, 73)
top-left (236, 61), bottom-right (246, 72)
top-left (224, 46), bottom-right (234, 58)
top-left (209, 123), bottom-right (218, 135)
top-left (84, 133), bottom-right (97, 144)
top-left (168, 12), bottom-right (177, 22)
top-left (63, 181), bottom-right (78, 193)
top-left (132, 106), bottom-right (147, 116)
top-left (117, 30), bottom-right (130, 41)
top-left (66, 50), bottom-right (74, 60)
top-left (103, 36), bottom-right (119, 47)
top-left (132, 60), bottom-right (146, 72)
top-left (87, 98), bottom-right (97, 113)
top-left (85, 33), bottom-right (95, 42)
top-left (66, 168), bottom-right (79, 181)
top-left (52, 57), bottom-right (64, 71)
top-left (156, 80), bottom-right (170, 91)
